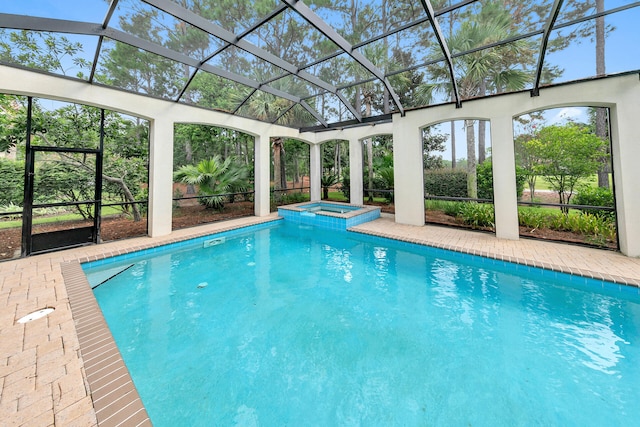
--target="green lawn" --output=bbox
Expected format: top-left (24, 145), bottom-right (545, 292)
top-left (327, 191), bottom-right (392, 204)
top-left (532, 173), bottom-right (612, 191)
top-left (327, 191), bottom-right (348, 201)
top-left (0, 206), bottom-right (126, 229)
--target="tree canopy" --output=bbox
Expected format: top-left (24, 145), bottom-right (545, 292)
top-left (523, 122), bottom-right (608, 209)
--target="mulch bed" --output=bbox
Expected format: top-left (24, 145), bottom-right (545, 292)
top-left (0, 202), bottom-right (255, 260)
top-left (0, 200), bottom-right (616, 261)
top-left (362, 201), bottom-right (616, 250)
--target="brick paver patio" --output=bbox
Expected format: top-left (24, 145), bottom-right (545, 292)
top-left (2, 214), bottom-right (639, 426)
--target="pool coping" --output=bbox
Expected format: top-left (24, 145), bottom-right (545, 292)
top-left (61, 262), bottom-right (151, 427)
top-left (277, 201), bottom-right (380, 219)
top-left (349, 221), bottom-right (640, 288)
top-left (48, 214), bottom-right (640, 426)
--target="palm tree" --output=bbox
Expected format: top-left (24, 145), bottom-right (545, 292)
top-left (426, 2), bottom-right (532, 198)
top-left (174, 155), bottom-right (249, 210)
top-left (320, 174), bottom-right (339, 200)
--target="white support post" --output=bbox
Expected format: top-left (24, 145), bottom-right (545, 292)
top-left (490, 116), bottom-right (520, 240)
top-left (147, 117), bottom-right (174, 237)
top-left (309, 143), bottom-right (321, 201)
top-left (349, 138), bottom-right (364, 204)
top-left (254, 134), bottom-right (271, 217)
top-left (392, 116), bottom-right (425, 226)
top-left (610, 105), bottom-right (640, 257)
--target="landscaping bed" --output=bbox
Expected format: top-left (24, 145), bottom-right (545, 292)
top-left (0, 202), bottom-right (255, 260)
top-left (0, 199), bottom-right (616, 261)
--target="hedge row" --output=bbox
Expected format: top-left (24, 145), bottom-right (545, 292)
top-left (424, 161), bottom-right (526, 199)
top-left (0, 158), bottom-right (24, 205)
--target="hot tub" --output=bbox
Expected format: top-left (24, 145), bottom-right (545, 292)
top-left (277, 202), bottom-right (381, 230)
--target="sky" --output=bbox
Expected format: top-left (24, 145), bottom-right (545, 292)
top-left (0, 0), bottom-right (108, 22)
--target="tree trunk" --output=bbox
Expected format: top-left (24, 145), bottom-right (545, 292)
top-left (355, 86), bottom-right (362, 117)
top-left (184, 139), bottom-right (193, 164)
top-left (334, 143), bottom-right (340, 178)
top-left (272, 137), bottom-right (283, 191)
top-left (279, 144), bottom-right (287, 190)
top-left (595, 0), bottom-right (606, 77)
top-left (528, 177), bottom-right (536, 203)
top-left (449, 13), bottom-right (456, 170)
top-left (293, 155), bottom-right (300, 184)
top-left (595, 107), bottom-right (609, 188)
top-left (478, 81), bottom-right (487, 164)
top-left (382, 0), bottom-right (390, 114)
top-left (366, 139), bottom-right (374, 202)
top-left (450, 121), bottom-right (456, 169)
top-left (102, 174), bottom-right (142, 221)
top-left (595, 0), bottom-right (609, 189)
top-left (49, 140), bottom-right (143, 222)
top-left (478, 120), bottom-right (486, 164)
top-left (465, 120), bottom-right (477, 199)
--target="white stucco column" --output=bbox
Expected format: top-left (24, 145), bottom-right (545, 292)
top-left (610, 104), bottom-right (640, 257)
top-left (309, 143), bottom-right (321, 201)
top-left (393, 116), bottom-right (425, 226)
top-left (147, 117), bottom-right (174, 237)
top-left (489, 115), bottom-right (520, 240)
top-left (348, 138), bottom-right (364, 204)
top-left (254, 134), bottom-right (271, 216)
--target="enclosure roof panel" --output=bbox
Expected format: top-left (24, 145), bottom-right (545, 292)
top-left (0, 0), bottom-right (638, 131)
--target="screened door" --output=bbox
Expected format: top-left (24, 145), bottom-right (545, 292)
top-left (22, 146), bottom-right (102, 255)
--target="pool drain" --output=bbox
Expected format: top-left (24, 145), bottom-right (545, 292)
top-left (17, 307), bottom-right (55, 324)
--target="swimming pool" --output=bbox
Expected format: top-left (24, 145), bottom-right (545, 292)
top-left (83, 221), bottom-right (640, 426)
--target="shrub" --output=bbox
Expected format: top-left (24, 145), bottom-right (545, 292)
top-left (0, 202), bottom-right (23, 219)
top-left (321, 174), bottom-right (339, 199)
top-left (174, 156), bottom-right (250, 211)
top-left (0, 158), bottom-right (25, 205)
top-left (377, 167), bottom-right (394, 202)
top-left (476, 162), bottom-right (493, 200)
top-left (426, 199), bottom-right (460, 215)
top-left (573, 186), bottom-right (614, 219)
top-left (458, 202), bottom-right (495, 228)
top-left (424, 169), bottom-right (467, 197)
top-left (518, 207), bottom-right (616, 245)
top-left (340, 167), bottom-right (350, 200)
top-left (443, 201), bottom-right (463, 217)
top-left (517, 208), bottom-right (550, 230)
top-left (477, 160), bottom-right (526, 200)
top-left (556, 212), bottom-right (616, 240)
top-left (270, 190), bottom-right (309, 211)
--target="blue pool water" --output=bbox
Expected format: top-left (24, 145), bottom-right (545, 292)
top-left (84, 222), bottom-right (640, 426)
top-left (300, 202), bottom-right (362, 213)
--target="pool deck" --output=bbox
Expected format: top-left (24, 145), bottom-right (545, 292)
top-left (2, 213), bottom-right (639, 426)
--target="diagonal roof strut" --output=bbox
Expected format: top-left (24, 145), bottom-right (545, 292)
top-left (280, 0), bottom-right (405, 116)
top-left (141, 0), bottom-right (359, 123)
top-left (418, 0), bottom-right (462, 108)
top-left (0, 14), bottom-right (307, 107)
top-left (89, 0), bottom-right (120, 83)
top-left (176, 3), bottom-right (288, 103)
top-left (531, 0), bottom-right (565, 96)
